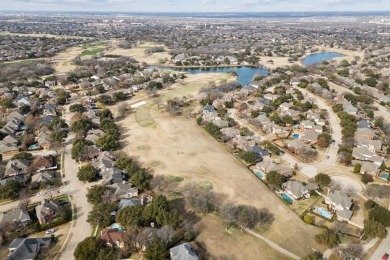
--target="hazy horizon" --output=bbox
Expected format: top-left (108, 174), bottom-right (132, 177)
top-left (1, 0), bottom-right (390, 13)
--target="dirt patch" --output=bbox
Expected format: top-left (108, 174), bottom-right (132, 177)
top-left (118, 108), bottom-right (320, 257)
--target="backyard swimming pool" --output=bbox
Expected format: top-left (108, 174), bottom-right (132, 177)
top-left (315, 207), bottom-right (333, 219)
top-left (110, 223), bottom-right (125, 232)
top-left (255, 171), bottom-right (264, 179)
top-left (381, 172), bottom-right (389, 180)
top-left (292, 133), bottom-right (300, 139)
top-left (281, 193), bottom-right (293, 203)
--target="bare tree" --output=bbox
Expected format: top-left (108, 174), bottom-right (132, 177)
top-left (334, 222), bottom-right (350, 235)
top-left (337, 243), bottom-right (364, 260)
top-left (18, 190), bottom-right (30, 208)
top-left (157, 225), bottom-right (175, 244)
top-left (117, 103), bottom-right (129, 117)
top-left (301, 147), bottom-right (318, 161)
top-left (365, 184), bottom-right (390, 199)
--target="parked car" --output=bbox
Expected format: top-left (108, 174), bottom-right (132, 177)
top-left (37, 192), bottom-right (46, 197)
top-left (46, 229), bottom-right (55, 235)
top-left (382, 254), bottom-right (389, 260)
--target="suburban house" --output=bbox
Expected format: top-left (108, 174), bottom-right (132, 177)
top-left (287, 139), bottom-right (310, 155)
top-left (30, 155), bottom-right (57, 172)
top-left (0, 142), bottom-right (19, 155)
top-left (352, 147), bottom-right (383, 165)
top-left (279, 102), bottom-right (293, 111)
top-left (5, 159), bottom-right (29, 177)
top-left (256, 159), bottom-right (293, 177)
top-left (342, 100), bottom-right (358, 115)
top-left (301, 120), bottom-right (315, 130)
top-left (35, 199), bottom-right (61, 224)
top-left (263, 94), bottom-right (279, 101)
top-left (91, 151), bottom-right (116, 172)
top-left (245, 145), bottom-right (270, 158)
top-left (355, 128), bottom-right (375, 140)
top-left (100, 228), bottom-right (124, 248)
top-left (36, 130), bottom-right (52, 149)
top-left (0, 175), bottom-right (27, 186)
top-left (236, 136), bottom-right (256, 150)
top-left (221, 127), bottom-right (240, 141)
top-left (212, 117), bottom-right (228, 129)
top-left (86, 128), bottom-right (105, 143)
top-left (0, 206), bottom-right (31, 228)
top-left (301, 130), bottom-right (319, 144)
top-left (31, 171), bottom-right (55, 188)
top-left (202, 104), bottom-right (218, 121)
top-left (108, 182), bottom-right (139, 200)
top-left (325, 190), bottom-right (353, 221)
top-left (355, 138), bottom-right (382, 153)
top-left (282, 180), bottom-right (318, 199)
top-left (281, 109), bottom-right (301, 121)
top-left (170, 243), bottom-right (199, 260)
top-left (352, 160), bottom-right (380, 176)
top-left (101, 167), bottom-right (126, 186)
top-left (7, 237), bottom-right (51, 260)
top-left (117, 198), bottom-right (143, 210)
top-left (357, 119), bottom-right (371, 129)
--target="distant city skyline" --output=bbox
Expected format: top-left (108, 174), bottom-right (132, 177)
top-left (1, 0), bottom-right (390, 13)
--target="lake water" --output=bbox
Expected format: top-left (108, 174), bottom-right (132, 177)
top-left (147, 66), bottom-right (269, 86)
top-left (302, 52), bottom-right (344, 66)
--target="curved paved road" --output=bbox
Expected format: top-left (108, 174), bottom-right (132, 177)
top-left (57, 107), bottom-right (92, 260)
top-left (231, 87), bottom-right (342, 178)
top-left (280, 87), bottom-right (342, 178)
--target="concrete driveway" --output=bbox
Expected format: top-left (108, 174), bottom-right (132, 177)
top-left (330, 175), bottom-right (364, 193)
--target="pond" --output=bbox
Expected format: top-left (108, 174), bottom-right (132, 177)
top-left (147, 66), bottom-right (269, 86)
top-left (302, 52), bottom-right (344, 66)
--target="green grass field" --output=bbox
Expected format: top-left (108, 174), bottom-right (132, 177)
top-left (81, 47), bottom-right (105, 56)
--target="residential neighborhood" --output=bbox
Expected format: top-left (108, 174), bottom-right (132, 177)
top-left (0, 6), bottom-right (390, 260)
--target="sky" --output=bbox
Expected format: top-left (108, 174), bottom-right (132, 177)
top-left (1, 0), bottom-right (390, 12)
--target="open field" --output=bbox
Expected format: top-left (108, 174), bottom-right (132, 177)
top-left (118, 107), bottom-right (320, 257)
top-left (0, 31), bottom-right (92, 39)
top-left (259, 56), bottom-right (298, 69)
top-left (161, 72), bottom-right (235, 101)
top-left (106, 41), bottom-right (171, 65)
top-left (195, 214), bottom-right (293, 259)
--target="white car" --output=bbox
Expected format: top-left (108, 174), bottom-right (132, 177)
top-left (36, 192), bottom-right (46, 197)
top-left (46, 229), bottom-right (55, 234)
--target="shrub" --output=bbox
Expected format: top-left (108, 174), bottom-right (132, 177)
top-left (364, 200), bottom-right (379, 210)
top-left (315, 229), bottom-right (340, 248)
top-left (361, 174), bottom-right (374, 184)
top-left (353, 163), bottom-right (361, 173)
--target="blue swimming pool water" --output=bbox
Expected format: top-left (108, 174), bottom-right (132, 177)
top-left (281, 193), bottom-right (293, 203)
top-left (255, 171), bottom-right (264, 179)
top-left (381, 172), bottom-right (389, 180)
top-left (110, 223), bottom-right (124, 232)
top-left (316, 207), bottom-right (333, 219)
top-left (292, 133), bottom-right (300, 139)
top-left (302, 52), bottom-right (344, 66)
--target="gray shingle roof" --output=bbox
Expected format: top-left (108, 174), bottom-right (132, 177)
top-left (170, 243), bottom-right (199, 260)
top-left (8, 237), bottom-right (51, 260)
